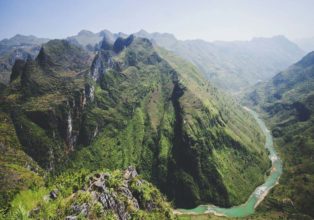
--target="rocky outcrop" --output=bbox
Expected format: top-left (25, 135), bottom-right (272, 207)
top-left (65, 167), bottom-right (139, 220)
top-left (25, 167), bottom-right (175, 220)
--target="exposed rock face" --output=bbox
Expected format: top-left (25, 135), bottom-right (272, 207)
top-left (113, 35), bottom-right (134, 53)
top-left (49, 189), bottom-right (59, 200)
top-left (80, 167), bottom-right (139, 220)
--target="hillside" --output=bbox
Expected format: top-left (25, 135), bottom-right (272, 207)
top-left (243, 51), bottom-right (314, 219)
top-left (0, 35), bottom-right (269, 217)
top-left (135, 30), bottom-right (305, 93)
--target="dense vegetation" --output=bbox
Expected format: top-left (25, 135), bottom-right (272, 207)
top-left (0, 111), bottom-right (44, 210)
top-left (244, 51), bottom-right (314, 219)
top-left (0, 167), bottom-right (174, 220)
top-left (0, 35), bottom-right (270, 218)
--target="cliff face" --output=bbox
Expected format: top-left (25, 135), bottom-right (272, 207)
top-left (4, 40), bottom-right (93, 170)
top-left (2, 35), bottom-right (269, 209)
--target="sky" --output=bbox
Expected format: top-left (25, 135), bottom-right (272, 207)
top-left (0, 0), bottom-right (314, 41)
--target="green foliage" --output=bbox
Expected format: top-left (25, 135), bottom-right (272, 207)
top-left (245, 52), bottom-right (314, 218)
top-left (11, 188), bottom-right (48, 212)
top-left (0, 112), bottom-right (44, 210)
top-left (157, 47), bottom-right (269, 207)
top-left (1, 36), bottom-right (270, 213)
top-left (3, 168), bottom-right (175, 220)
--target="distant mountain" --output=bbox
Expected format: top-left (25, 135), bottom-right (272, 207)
top-left (243, 51), bottom-right (314, 219)
top-left (67, 29), bottom-right (127, 51)
top-left (0, 31), bottom-right (128, 84)
top-left (0, 34), bottom-right (48, 52)
top-left (0, 34), bottom-right (49, 83)
top-left (135, 30), bottom-right (305, 93)
top-left (1, 35), bottom-right (269, 214)
top-left (295, 37), bottom-right (314, 53)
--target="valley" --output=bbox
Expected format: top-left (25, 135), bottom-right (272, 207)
top-left (0, 3), bottom-right (313, 218)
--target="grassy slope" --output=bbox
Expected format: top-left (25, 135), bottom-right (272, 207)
top-left (0, 111), bottom-right (44, 210)
top-left (70, 39), bottom-right (269, 208)
top-left (157, 47), bottom-right (269, 206)
top-left (243, 52), bottom-right (314, 219)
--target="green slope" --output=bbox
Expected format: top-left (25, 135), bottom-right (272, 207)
top-left (243, 51), bottom-right (314, 219)
top-left (0, 111), bottom-right (44, 210)
top-left (68, 36), bottom-right (269, 208)
top-left (1, 35), bottom-right (269, 215)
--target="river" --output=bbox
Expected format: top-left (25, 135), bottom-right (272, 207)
top-left (176, 108), bottom-right (283, 218)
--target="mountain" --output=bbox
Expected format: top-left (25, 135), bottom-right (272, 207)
top-left (67, 29), bottom-right (127, 51)
top-left (2, 30), bottom-right (304, 94)
top-left (295, 37), bottom-right (314, 53)
top-left (0, 34), bottom-right (49, 84)
top-left (0, 34), bottom-right (48, 51)
top-left (0, 30), bottom-right (125, 84)
top-left (0, 34), bottom-right (270, 216)
top-left (135, 31), bottom-right (305, 93)
top-left (243, 51), bottom-right (314, 219)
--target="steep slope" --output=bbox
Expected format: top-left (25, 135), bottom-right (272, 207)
top-left (244, 51), bottom-right (314, 219)
top-left (135, 30), bottom-right (305, 92)
top-left (0, 35), bottom-right (49, 84)
top-left (2, 35), bottom-right (269, 211)
top-left (68, 36), bottom-right (269, 208)
top-left (0, 111), bottom-right (44, 210)
top-left (4, 39), bottom-right (94, 171)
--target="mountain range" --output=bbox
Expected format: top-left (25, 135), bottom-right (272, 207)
top-left (0, 29), bottom-right (313, 220)
top-left (135, 30), bottom-right (305, 93)
top-left (0, 30), bottom-right (306, 94)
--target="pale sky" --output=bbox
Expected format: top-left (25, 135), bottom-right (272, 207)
top-left (0, 0), bottom-right (314, 41)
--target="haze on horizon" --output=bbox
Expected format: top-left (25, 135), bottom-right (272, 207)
top-left (0, 0), bottom-right (314, 42)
